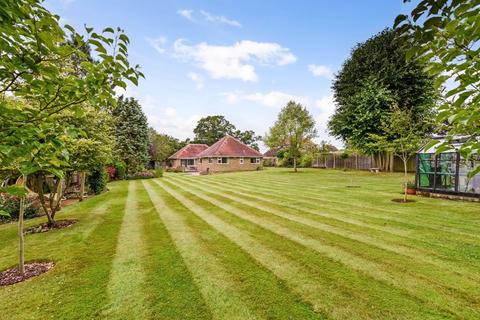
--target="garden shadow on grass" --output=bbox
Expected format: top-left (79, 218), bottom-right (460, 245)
top-left (26, 219), bottom-right (78, 234)
top-left (391, 199), bottom-right (416, 203)
top-left (0, 261), bottom-right (54, 287)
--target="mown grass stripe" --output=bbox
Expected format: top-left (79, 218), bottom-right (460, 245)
top-left (160, 178), bottom-right (479, 318)
top-left (168, 175), bottom-right (480, 283)
top-left (216, 174), bottom-right (480, 231)
top-left (137, 182), bottom-right (213, 319)
top-left (143, 180), bottom-right (258, 320)
top-left (171, 177), bottom-right (480, 306)
top-left (102, 181), bottom-right (148, 318)
top-left (206, 175), bottom-right (480, 240)
top-left (155, 179), bottom-right (451, 319)
top-left (190, 175), bottom-right (480, 264)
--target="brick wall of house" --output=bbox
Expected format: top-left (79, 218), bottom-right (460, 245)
top-left (197, 157), bottom-right (262, 173)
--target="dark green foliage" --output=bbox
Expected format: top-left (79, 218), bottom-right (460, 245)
top-left (87, 166), bottom-right (108, 195)
top-left (148, 129), bottom-right (187, 162)
top-left (113, 161), bottom-right (126, 180)
top-left (112, 96), bottom-right (150, 174)
top-left (0, 195), bottom-right (38, 222)
top-left (329, 29), bottom-right (437, 152)
top-left (193, 115), bottom-right (260, 149)
top-left (154, 168), bottom-right (163, 178)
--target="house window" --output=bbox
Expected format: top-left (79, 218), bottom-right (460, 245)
top-left (250, 158), bottom-right (261, 164)
top-left (240, 157), bottom-right (244, 164)
top-left (208, 158), bottom-right (213, 164)
top-left (199, 158), bottom-right (202, 164)
top-left (256, 158), bottom-right (261, 164)
top-left (217, 157), bottom-right (228, 164)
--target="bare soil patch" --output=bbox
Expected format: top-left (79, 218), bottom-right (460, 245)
top-left (26, 219), bottom-right (78, 234)
top-left (0, 262), bottom-right (54, 286)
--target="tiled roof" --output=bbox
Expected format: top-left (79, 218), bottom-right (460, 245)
top-left (168, 144), bottom-right (209, 159)
top-left (197, 135), bottom-right (263, 158)
top-left (263, 146), bottom-right (284, 157)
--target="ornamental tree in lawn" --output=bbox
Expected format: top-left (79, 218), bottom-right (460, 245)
top-left (395, 0), bottom-right (480, 178)
top-left (112, 96), bottom-right (150, 174)
top-left (328, 28), bottom-right (437, 171)
top-left (0, 0), bottom-right (142, 274)
top-left (264, 101), bottom-right (317, 172)
top-left (368, 105), bottom-right (428, 202)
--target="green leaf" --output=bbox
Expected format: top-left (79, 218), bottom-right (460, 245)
top-left (0, 185), bottom-right (28, 197)
top-left (0, 210), bottom-right (10, 218)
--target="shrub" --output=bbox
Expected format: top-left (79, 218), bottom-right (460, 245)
top-left (153, 168), bottom-right (163, 178)
top-left (299, 154), bottom-right (313, 168)
top-left (105, 166), bottom-right (116, 181)
top-left (407, 181), bottom-right (416, 189)
top-left (87, 166), bottom-right (108, 195)
top-left (113, 161), bottom-right (126, 180)
top-left (126, 171), bottom-right (155, 180)
top-left (0, 194), bottom-right (39, 222)
top-left (263, 158), bottom-right (275, 167)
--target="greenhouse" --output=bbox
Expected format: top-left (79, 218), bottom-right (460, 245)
top-left (416, 137), bottom-right (480, 198)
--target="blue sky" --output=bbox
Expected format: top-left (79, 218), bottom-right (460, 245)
top-left (45, 0), bottom-right (415, 150)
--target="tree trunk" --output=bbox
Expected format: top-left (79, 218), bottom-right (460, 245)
top-left (403, 158), bottom-right (408, 202)
top-left (293, 157), bottom-right (297, 172)
top-left (79, 171), bottom-right (85, 202)
top-left (35, 174), bottom-right (56, 227)
top-left (389, 152), bottom-right (394, 172)
top-left (18, 175), bottom-right (26, 275)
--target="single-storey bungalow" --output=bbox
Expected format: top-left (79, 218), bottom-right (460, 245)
top-left (168, 135), bottom-right (263, 173)
top-left (196, 135), bottom-right (263, 173)
top-left (167, 143), bottom-right (208, 171)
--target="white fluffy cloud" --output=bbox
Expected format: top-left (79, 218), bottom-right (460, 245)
top-left (200, 10), bottom-right (242, 27)
top-left (308, 64), bottom-right (332, 78)
top-left (177, 9), bottom-right (241, 27)
top-left (148, 107), bottom-right (200, 140)
top-left (173, 39), bottom-right (296, 82)
top-left (187, 72), bottom-right (204, 89)
top-left (147, 37), bottom-right (167, 54)
top-left (221, 91), bottom-right (307, 108)
top-left (177, 9), bottom-right (194, 21)
top-left (314, 93), bottom-right (342, 146)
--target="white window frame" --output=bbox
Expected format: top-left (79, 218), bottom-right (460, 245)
top-left (208, 158), bottom-right (213, 164)
top-left (217, 157), bottom-right (228, 164)
top-left (256, 158), bottom-right (261, 164)
top-left (240, 157), bottom-right (244, 164)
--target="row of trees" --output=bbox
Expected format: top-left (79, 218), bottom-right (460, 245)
top-left (0, 0), bottom-right (144, 275)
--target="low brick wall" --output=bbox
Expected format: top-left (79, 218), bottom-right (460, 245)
top-left (197, 157), bottom-right (261, 173)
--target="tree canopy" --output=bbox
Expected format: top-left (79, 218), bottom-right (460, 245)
top-left (328, 28), bottom-right (437, 153)
top-left (148, 128), bottom-right (187, 163)
top-left (193, 115), bottom-right (261, 149)
top-left (395, 0), bottom-right (480, 177)
top-left (264, 101), bottom-right (317, 172)
top-left (112, 96), bottom-right (149, 174)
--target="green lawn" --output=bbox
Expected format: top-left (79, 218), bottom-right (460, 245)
top-left (1, 168), bottom-right (479, 319)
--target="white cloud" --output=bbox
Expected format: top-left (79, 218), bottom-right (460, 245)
top-left (221, 91), bottom-right (307, 108)
top-left (308, 64), bottom-right (332, 78)
top-left (148, 107), bottom-right (200, 140)
top-left (177, 9), bottom-right (194, 21)
top-left (315, 94), bottom-right (335, 112)
top-left (200, 10), bottom-right (242, 27)
top-left (173, 39), bottom-right (296, 82)
top-left (313, 93), bottom-right (343, 147)
top-left (245, 91), bottom-right (308, 107)
top-left (147, 37), bottom-right (167, 54)
top-left (187, 72), bottom-right (204, 89)
top-left (218, 92), bottom-right (241, 104)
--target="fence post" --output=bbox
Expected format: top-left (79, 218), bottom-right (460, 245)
top-left (355, 154), bottom-right (358, 170)
top-left (333, 153), bottom-right (336, 169)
